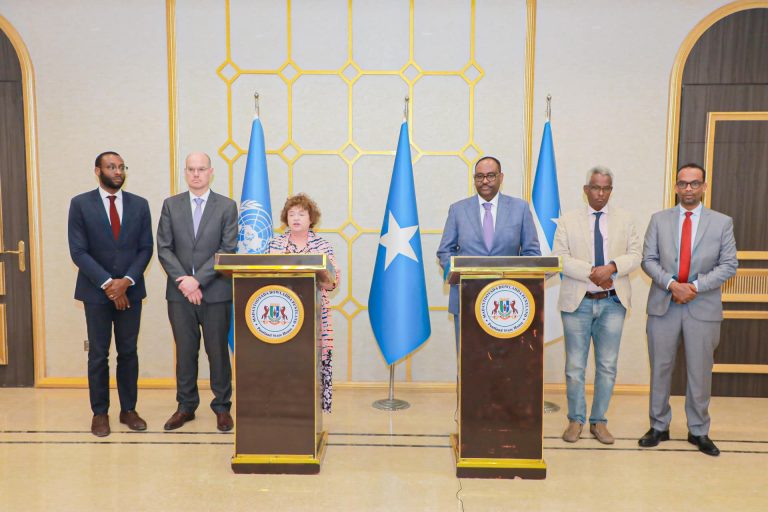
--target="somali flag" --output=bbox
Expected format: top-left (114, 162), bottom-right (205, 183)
top-left (531, 120), bottom-right (563, 342)
top-left (229, 116), bottom-right (273, 350)
top-left (368, 121), bottom-right (431, 365)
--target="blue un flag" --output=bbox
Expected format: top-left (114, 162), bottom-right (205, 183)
top-left (368, 122), bottom-right (431, 365)
top-left (229, 116), bottom-right (273, 350)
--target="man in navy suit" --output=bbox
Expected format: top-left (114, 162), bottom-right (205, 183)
top-left (68, 151), bottom-right (153, 437)
top-left (437, 156), bottom-right (541, 350)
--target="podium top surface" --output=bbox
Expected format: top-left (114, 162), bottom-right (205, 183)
top-left (214, 254), bottom-right (335, 284)
top-left (447, 256), bottom-right (561, 284)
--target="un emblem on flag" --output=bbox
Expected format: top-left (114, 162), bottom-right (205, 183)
top-left (245, 285), bottom-right (304, 344)
top-left (475, 280), bottom-right (535, 338)
top-left (237, 199), bottom-right (272, 253)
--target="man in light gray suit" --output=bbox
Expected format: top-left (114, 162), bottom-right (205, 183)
top-left (437, 156), bottom-right (541, 350)
top-left (639, 163), bottom-right (737, 456)
top-left (157, 152), bottom-right (239, 432)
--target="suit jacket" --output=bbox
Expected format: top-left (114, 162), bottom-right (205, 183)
top-left (552, 205), bottom-right (642, 312)
top-left (642, 206), bottom-right (737, 321)
top-left (436, 193), bottom-right (541, 314)
top-left (68, 189), bottom-right (153, 304)
top-left (157, 190), bottom-right (238, 303)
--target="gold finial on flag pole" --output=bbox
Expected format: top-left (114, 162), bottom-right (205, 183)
top-left (546, 94), bottom-right (552, 122)
top-left (254, 91), bottom-right (260, 118)
top-left (404, 95), bottom-right (410, 122)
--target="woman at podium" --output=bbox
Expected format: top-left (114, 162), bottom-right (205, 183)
top-left (269, 193), bottom-right (340, 412)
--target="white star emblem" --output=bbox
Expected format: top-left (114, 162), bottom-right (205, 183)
top-left (379, 211), bottom-right (419, 270)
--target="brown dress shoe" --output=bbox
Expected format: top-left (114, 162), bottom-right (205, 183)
top-left (164, 410), bottom-right (195, 431)
top-left (562, 421), bottom-right (583, 443)
top-left (119, 410), bottom-right (147, 431)
top-left (216, 411), bottom-right (234, 432)
top-left (91, 414), bottom-right (110, 437)
top-left (590, 423), bottom-right (615, 444)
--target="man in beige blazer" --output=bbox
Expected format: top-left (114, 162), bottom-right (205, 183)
top-left (552, 166), bottom-right (641, 444)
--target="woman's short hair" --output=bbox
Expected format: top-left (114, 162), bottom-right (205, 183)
top-left (280, 193), bottom-right (322, 228)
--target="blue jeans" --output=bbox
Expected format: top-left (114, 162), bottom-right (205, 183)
top-left (562, 295), bottom-right (626, 424)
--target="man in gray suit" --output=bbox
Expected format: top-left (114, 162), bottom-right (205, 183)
top-left (437, 156), bottom-right (541, 350)
top-left (639, 163), bottom-right (737, 456)
top-left (157, 152), bottom-right (239, 432)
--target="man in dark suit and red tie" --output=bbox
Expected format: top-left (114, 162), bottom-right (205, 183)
top-left (68, 151), bottom-right (153, 437)
top-left (639, 163), bottom-right (737, 456)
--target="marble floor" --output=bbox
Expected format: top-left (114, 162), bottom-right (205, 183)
top-left (0, 386), bottom-right (766, 512)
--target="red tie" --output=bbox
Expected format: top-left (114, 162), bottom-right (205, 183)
top-left (108, 195), bottom-right (121, 240)
top-left (678, 211), bottom-right (692, 283)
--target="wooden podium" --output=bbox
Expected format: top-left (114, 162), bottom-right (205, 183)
top-left (447, 256), bottom-right (561, 479)
top-left (215, 253), bottom-right (336, 475)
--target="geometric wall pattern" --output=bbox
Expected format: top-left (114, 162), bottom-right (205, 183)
top-left (175, 0), bottom-right (528, 382)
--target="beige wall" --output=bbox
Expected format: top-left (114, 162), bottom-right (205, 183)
top-left (0, 0), bottom-right (736, 387)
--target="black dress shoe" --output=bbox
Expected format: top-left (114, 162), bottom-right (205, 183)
top-left (687, 433), bottom-right (720, 456)
top-left (638, 428), bottom-right (670, 447)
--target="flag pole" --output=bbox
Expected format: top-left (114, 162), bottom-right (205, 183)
top-left (542, 93), bottom-right (561, 414)
top-left (372, 96), bottom-right (413, 412)
top-left (254, 91), bottom-right (260, 118)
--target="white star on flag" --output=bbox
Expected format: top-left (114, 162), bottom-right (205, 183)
top-left (379, 211), bottom-right (419, 270)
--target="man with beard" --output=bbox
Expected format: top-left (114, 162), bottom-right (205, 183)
top-left (437, 156), bottom-right (541, 351)
top-left (68, 151), bottom-right (153, 436)
top-left (639, 163), bottom-right (737, 456)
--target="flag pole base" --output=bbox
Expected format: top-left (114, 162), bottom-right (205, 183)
top-left (372, 398), bottom-right (410, 411)
top-left (544, 401), bottom-right (560, 413)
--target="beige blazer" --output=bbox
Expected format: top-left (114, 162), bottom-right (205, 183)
top-left (552, 205), bottom-right (642, 312)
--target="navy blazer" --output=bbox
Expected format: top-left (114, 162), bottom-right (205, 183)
top-left (436, 193), bottom-right (541, 314)
top-left (68, 189), bottom-right (154, 304)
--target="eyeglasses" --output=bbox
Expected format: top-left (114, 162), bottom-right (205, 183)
top-left (185, 167), bottom-right (210, 175)
top-left (101, 164), bottom-right (127, 172)
top-left (676, 180), bottom-right (703, 190)
top-left (587, 185), bottom-right (613, 193)
top-left (474, 172), bottom-right (499, 183)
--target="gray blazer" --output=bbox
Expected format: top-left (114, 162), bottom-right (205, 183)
top-left (436, 193), bottom-right (540, 315)
top-left (641, 206), bottom-right (737, 321)
top-left (157, 190), bottom-right (238, 303)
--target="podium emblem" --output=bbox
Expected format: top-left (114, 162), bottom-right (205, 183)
top-left (475, 279), bottom-right (535, 338)
top-left (245, 285), bottom-right (304, 343)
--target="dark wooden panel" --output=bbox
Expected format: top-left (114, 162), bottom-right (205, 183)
top-left (718, 319), bottom-right (768, 364)
top-left (233, 276), bottom-right (321, 457)
top-left (460, 277), bottom-right (543, 461)
top-left (710, 121), bottom-right (768, 251)
top-left (723, 303), bottom-right (768, 311)
top-left (712, 374), bottom-right (768, 397)
top-left (0, 31), bottom-right (21, 82)
top-left (0, 28), bottom-right (33, 387)
top-left (683, 8), bottom-right (768, 85)
top-left (678, 85), bottom-right (768, 145)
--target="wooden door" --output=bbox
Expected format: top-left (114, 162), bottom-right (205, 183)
top-left (0, 29), bottom-right (34, 386)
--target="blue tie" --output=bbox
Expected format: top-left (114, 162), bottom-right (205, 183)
top-left (594, 211), bottom-right (604, 267)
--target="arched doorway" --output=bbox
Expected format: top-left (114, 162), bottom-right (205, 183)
top-left (0, 19), bottom-right (37, 386)
top-left (666, 3), bottom-right (768, 397)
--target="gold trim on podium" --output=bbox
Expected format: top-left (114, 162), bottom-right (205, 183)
top-left (450, 435), bottom-right (547, 470)
top-left (231, 431), bottom-right (328, 468)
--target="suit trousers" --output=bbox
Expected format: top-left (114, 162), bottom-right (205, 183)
top-left (168, 300), bottom-right (232, 414)
top-left (84, 302), bottom-right (142, 415)
top-left (647, 302), bottom-right (721, 436)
